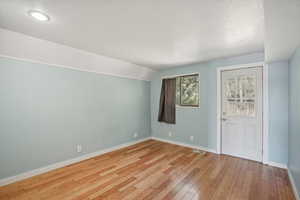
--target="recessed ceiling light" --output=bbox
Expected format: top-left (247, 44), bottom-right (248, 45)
top-left (28, 10), bottom-right (50, 21)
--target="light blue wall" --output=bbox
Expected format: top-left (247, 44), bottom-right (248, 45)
top-left (0, 51), bottom-right (292, 180)
top-left (268, 61), bottom-right (289, 165)
top-left (0, 57), bottom-right (151, 179)
top-left (288, 47), bottom-right (300, 196)
top-left (151, 53), bottom-right (265, 151)
top-left (151, 52), bottom-right (288, 165)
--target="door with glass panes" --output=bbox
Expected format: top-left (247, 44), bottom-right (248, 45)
top-left (221, 67), bottom-right (263, 162)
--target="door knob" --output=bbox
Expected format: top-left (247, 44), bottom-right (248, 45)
top-left (222, 118), bottom-right (227, 121)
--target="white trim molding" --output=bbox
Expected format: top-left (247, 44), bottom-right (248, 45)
top-left (262, 64), bottom-right (269, 164)
top-left (161, 72), bottom-right (199, 79)
top-left (288, 169), bottom-right (300, 200)
top-left (0, 28), bottom-right (156, 81)
top-left (267, 161), bottom-right (287, 169)
top-left (0, 137), bottom-right (151, 186)
top-left (151, 137), bottom-right (217, 154)
top-left (216, 62), bottom-right (268, 163)
top-left (152, 137), bottom-right (289, 171)
top-left (152, 136), bottom-right (288, 170)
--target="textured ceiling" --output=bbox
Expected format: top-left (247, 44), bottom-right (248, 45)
top-left (0, 0), bottom-right (264, 69)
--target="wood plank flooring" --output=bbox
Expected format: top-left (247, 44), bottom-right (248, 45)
top-left (0, 140), bottom-right (296, 200)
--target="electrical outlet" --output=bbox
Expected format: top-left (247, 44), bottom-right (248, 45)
top-left (77, 145), bottom-right (82, 153)
top-left (168, 132), bottom-right (172, 137)
top-left (133, 132), bottom-right (138, 138)
top-left (190, 136), bottom-right (194, 141)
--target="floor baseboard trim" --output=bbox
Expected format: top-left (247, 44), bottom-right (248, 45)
top-left (151, 137), bottom-right (290, 170)
top-left (288, 168), bottom-right (300, 200)
top-left (267, 161), bottom-right (288, 169)
top-left (151, 136), bottom-right (217, 154)
top-left (0, 137), bottom-right (151, 187)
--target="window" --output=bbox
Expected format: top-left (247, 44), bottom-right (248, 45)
top-left (176, 74), bottom-right (199, 107)
top-left (223, 74), bottom-right (256, 117)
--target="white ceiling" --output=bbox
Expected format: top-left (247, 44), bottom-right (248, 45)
top-left (264, 0), bottom-right (300, 63)
top-left (0, 0), bottom-right (264, 69)
top-left (0, 28), bottom-right (156, 81)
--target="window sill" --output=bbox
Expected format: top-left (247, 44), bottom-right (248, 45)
top-left (176, 105), bottom-right (200, 109)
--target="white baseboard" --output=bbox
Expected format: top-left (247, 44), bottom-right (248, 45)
top-left (288, 168), bottom-right (300, 200)
top-left (151, 136), bottom-right (217, 154)
top-left (267, 161), bottom-right (287, 169)
top-left (0, 137), bottom-right (151, 187)
top-left (151, 137), bottom-right (290, 169)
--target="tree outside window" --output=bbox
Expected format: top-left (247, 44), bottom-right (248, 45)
top-left (176, 74), bottom-right (199, 107)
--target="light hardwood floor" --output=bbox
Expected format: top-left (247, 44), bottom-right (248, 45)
top-left (0, 140), bottom-right (296, 200)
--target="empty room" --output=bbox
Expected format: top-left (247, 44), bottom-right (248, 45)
top-left (0, 0), bottom-right (299, 199)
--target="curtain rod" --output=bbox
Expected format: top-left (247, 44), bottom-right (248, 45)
top-left (161, 72), bottom-right (199, 79)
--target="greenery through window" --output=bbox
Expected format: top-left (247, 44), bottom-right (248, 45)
top-left (176, 74), bottom-right (199, 107)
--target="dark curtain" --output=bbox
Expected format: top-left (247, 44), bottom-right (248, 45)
top-left (158, 78), bottom-right (176, 124)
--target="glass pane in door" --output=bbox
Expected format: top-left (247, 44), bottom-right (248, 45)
top-left (223, 74), bottom-right (256, 117)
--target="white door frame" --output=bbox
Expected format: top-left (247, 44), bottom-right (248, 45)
top-left (216, 62), bottom-right (269, 164)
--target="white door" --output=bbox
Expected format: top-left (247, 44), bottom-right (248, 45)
top-left (221, 67), bottom-right (263, 162)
